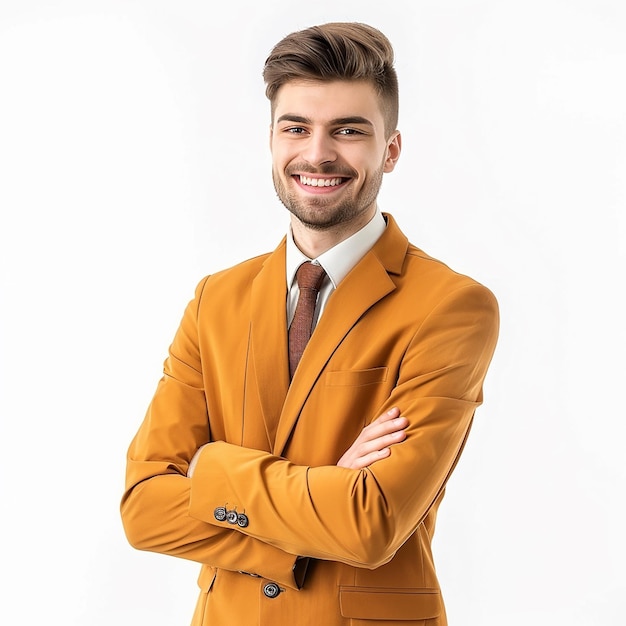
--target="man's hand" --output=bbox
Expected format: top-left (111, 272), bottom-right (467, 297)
top-left (337, 407), bottom-right (408, 470)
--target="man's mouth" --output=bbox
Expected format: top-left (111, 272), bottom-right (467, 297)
top-left (295, 175), bottom-right (349, 188)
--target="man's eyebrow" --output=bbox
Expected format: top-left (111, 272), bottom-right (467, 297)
top-left (275, 114), bottom-right (374, 127)
top-left (332, 116), bottom-right (374, 127)
top-left (276, 114), bottom-right (311, 125)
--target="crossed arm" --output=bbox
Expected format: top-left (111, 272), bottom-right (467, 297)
top-left (123, 406), bottom-right (409, 589)
top-left (121, 280), bottom-right (498, 588)
top-left (187, 407), bottom-right (408, 478)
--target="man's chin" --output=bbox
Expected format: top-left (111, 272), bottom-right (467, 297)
top-left (286, 205), bottom-right (349, 231)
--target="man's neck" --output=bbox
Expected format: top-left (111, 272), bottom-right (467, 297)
top-left (290, 207), bottom-right (378, 258)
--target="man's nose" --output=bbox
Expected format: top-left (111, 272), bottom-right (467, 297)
top-left (300, 133), bottom-right (337, 167)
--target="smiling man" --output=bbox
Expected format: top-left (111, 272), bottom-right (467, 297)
top-left (270, 79), bottom-right (400, 254)
top-left (121, 22), bottom-right (499, 626)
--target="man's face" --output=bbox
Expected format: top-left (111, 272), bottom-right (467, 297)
top-left (270, 80), bottom-right (400, 236)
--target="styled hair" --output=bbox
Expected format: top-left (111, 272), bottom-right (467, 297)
top-left (263, 22), bottom-right (399, 136)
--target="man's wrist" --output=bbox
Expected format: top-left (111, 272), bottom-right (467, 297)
top-left (187, 443), bottom-right (210, 477)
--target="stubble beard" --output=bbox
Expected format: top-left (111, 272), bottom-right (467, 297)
top-left (272, 164), bottom-right (385, 232)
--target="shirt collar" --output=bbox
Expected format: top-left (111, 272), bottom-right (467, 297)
top-left (286, 210), bottom-right (387, 289)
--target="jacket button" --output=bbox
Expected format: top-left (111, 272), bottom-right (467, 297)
top-left (213, 507), bottom-right (227, 522)
top-left (226, 510), bottom-right (238, 524)
top-left (237, 513), bottom-right (249, 528)
top-left (263, 582), bottom-right (281, 599)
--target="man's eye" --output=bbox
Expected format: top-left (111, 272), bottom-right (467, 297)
top-left (337, 128), bottom-right (362, 136)
top-left (286, 127), bottom-right (307, 134)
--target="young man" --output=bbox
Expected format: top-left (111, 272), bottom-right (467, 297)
top-left (121, 22), bottom-right (499, 626)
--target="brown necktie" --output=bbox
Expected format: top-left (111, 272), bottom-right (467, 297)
top-left (289, 262), bottom-right (327, 378)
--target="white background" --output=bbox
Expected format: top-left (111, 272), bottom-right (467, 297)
top-left (1, 1), bottom-right (624, 624)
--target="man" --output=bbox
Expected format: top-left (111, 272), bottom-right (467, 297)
top-left (121, 22), bottom-right (499, 626)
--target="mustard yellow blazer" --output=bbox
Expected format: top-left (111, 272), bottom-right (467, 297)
top-left (121, 213), bottom-right (499, 625)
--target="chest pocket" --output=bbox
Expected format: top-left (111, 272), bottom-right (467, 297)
top-left (325, 366), bottom-right (388, 387)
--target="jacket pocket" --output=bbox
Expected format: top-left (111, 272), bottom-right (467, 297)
top-left (339, 586), bottom-right (441, 621)
top-left (191, 566), bottom-right (217, 626)
top-left (197, 565), bottom-right (217, 592)
top-left (326, 367), bottom-right (388, 387)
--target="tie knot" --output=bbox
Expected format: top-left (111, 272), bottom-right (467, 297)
top-left (296, 262), bottom-right (326, 291)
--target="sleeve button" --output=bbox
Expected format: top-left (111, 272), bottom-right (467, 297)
top-left (237, 513), bottom-right (249, 528)
top-left (213, 507), bottom-right (227, 522)
top-left (263, 582), bottom-right (281, 598)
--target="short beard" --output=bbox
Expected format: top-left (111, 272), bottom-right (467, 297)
top-left (272, 164), bottom-right (384, 231)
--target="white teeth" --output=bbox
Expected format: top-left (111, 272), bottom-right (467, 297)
top-left (299, 176), bottom-right (343, 187)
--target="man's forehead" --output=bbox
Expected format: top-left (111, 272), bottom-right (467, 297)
top-left (273, 79), bottom-right (384, 123)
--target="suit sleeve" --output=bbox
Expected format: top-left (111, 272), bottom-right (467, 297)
top-left (187, 282), bottom-right (499, 568)
top-left (120, 277), bottom-right (302, 589)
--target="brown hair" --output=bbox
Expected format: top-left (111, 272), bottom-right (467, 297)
top-left (263, 22), bottom-right (399, 136)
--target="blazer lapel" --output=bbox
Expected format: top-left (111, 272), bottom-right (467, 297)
top-left (273, 215), bottom-right (409, 456)
top-left (249, 239), bottom-right (291, 446)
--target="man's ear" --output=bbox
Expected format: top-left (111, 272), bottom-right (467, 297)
top-left (383, 131), bottom-right (402, 173)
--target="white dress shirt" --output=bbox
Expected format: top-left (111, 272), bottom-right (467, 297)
top-left (286, 211), bottom-right (387, 329)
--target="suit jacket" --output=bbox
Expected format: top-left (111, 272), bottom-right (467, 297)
top-left (121, 213), bottom-right (499, 626)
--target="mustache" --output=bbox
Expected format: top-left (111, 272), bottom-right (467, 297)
top-left (285, 163), bottom-right (358, 178)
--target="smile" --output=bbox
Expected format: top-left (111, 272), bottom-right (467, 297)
top-left (295, 175), bottom-right (349, 189)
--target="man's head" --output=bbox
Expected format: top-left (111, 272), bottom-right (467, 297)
top-left (265, 23), bottom-right (402, 254)
top-left (263, 22), bottom-right (399, 139)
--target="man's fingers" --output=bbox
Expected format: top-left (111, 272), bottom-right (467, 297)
top-left (371, 407), bottom-right (401, 425)
top-left (361, 414), bottom-right (408, 444)
top-left (349, 447), bottom-right (391, 470)
top-left (336, 408), bottom-right (408, 469)
top-left (354, 425), bottom-right (407, 457)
